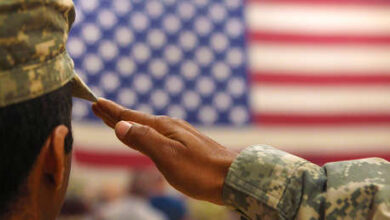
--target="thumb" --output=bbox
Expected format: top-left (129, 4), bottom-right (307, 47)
top-left (115, 121), bottom-right (171, 161)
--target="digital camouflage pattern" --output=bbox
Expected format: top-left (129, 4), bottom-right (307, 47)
top-left (223, 145), bottom-right (390, 220)
top-left (0, 0), bottom-right (97, 107)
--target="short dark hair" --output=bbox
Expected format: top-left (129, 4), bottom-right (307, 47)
top-left (0, 82), bottom-right (73, 215)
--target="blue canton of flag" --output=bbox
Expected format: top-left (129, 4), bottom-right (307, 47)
top-left (68, 0), bottom-right (250, 126)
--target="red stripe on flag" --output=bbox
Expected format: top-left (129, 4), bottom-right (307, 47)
top-left (247, 0), bottom-right (390, 6)
top-left (249, 32), bottom-right (390, 45)
top-left (254, 114), bottom-right (390, 126)
top-left (251, 73), bottom-right (390, 85)
top-left (74, 148), bottom-right (390, 167)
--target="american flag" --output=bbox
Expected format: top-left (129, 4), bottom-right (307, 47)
top-left (68, 0), bottom-right (390, 174)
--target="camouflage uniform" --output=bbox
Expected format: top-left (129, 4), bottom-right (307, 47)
top-left (223, 145), bottom-right (390, 220)
top-left (0, 0), bottom-right (96, 107)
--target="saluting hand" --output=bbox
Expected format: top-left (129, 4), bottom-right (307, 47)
top-left (92, 98), bottom-right (237, 205)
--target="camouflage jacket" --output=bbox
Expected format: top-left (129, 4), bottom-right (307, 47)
top-left (222, 145), bottom-right (390, 220)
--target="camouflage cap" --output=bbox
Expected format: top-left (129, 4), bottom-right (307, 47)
top-left (0, 0), bottom-right (97, 108)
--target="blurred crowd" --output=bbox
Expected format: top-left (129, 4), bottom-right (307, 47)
top-left (57, 167), bottom-right (240, 220)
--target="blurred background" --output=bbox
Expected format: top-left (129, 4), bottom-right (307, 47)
top-left (62, 0), bottom-right (390, 219)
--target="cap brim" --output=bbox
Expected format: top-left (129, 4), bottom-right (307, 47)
top-left (71, 74), bottom-right (98, 103)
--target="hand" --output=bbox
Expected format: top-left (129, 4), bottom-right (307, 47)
top-left (92, 98), bottom-right (237, 205)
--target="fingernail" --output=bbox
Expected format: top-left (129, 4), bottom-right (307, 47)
top-left (115, 121), bottom-right (132, 139)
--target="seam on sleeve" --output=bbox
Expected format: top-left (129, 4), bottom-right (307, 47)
top-left (277, 161), bottom-right (309, 218)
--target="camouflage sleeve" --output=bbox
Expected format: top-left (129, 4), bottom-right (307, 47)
top-left (222, 145), bottom-right (390, 220)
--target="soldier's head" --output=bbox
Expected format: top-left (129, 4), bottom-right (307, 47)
top-left (0, 0), bottom-right (96, 219)
top-left (0, 82), bottom-right (74, 219)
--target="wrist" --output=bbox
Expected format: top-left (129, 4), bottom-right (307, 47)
top-left (211, 149), bottom-right (238, 205)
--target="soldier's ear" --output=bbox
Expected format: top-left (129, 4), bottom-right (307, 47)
top-left (42, 125), bottom-right (68, 190)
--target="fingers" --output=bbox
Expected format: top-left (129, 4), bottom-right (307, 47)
top-left (92, 103), bottom-right (116, 128)
top-left (115, 121), bottom-right (180, 161)
top-left (94, 98), bottom-right (200, 144)
top-left (96, 98), bottom-right (156, 127)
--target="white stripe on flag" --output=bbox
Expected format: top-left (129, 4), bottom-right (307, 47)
top-left (251, 85), bottom-right (390, 114)
top-left (249, 44), bottom-right (390, 73)
top-left (73, 123), bottom-right (390, 152)
top-left (247, 3), bottom-right (390, 36)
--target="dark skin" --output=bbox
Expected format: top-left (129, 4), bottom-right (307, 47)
top-left (92, 98), bottom-right (237, 205)
top-left (8, 126), bottom-right (71, 220)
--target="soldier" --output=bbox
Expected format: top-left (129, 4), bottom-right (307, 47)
top-left (0, 0), bottom-right (96, 219)
top-left (2, 1), bottom-right (389, 220)
top-left (93, 98), bottom-right (390, 220)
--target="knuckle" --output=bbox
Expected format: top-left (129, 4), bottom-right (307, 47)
top-left (156, 115), bottom-right (171, 123)
top-left (139, 125), bottom-right (153, 136)
top-left (176, 118), bottom-right (187, 125)
top-left (155, 115), bottom-right (171, 128)
top-left (172, 118), bottom-right (193, 130)
top-left (150, 115), bottom-right (159, 128)
top-left (119, 109), bottom-right (130, 120)
top-left (127, 125), bottom-right (153, 146)
top-left (167, 117), bottom-right (184, 126)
